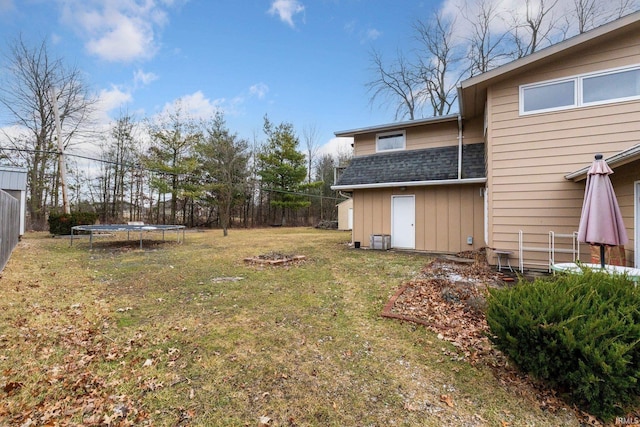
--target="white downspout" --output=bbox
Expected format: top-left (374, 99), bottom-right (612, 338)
top-left (457, 114), bottom-right (463, 179)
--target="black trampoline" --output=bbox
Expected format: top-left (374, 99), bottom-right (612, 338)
top-left (70, 223), bottom-right (185, 249)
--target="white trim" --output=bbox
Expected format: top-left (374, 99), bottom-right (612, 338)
top-left (581, 66), bottom-right (640, 107)
top-left (331, 177), bottom-right (487, 191)
top-left (483, 187), bottom-right (488, 246)
top-left (520, 78), bottom-right (577, 115)
top-left (519, 63), bottom-right (640, 116)
top-left (376, 130), bottom-right (406, 153)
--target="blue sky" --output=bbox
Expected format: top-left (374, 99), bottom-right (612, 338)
top-left (0, 0), bottom-right (442, 158)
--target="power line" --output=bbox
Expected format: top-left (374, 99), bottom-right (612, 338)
top-left (1, 147), bottom-right (347, 202)
top-left (260, 187), bottom-right (346, 201)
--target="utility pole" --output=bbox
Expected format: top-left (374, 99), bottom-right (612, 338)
top-left (50, 86), bottom-right (70, 214)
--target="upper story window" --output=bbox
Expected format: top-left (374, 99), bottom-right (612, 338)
top-left (522, 80), bottom-right (576, 113)
top-left (520, 64), bottom-right (640, 115)
top-left (583, 68), bottom-right (640, 104)
top-left (376, 130), bottom-right (405, 152)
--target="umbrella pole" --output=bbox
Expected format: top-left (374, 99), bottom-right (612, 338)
top-left (600, 245), bottom-right (605, 269)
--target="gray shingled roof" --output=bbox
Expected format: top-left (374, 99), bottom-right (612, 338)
top-left (335, 143), bottom-right (485, 187)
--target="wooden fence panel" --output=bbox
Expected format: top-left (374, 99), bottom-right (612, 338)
top-left (0, 189), bottom-right (20, 272)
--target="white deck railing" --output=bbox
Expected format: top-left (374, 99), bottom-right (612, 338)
top-left (518, 230), bottom-right (580, 273)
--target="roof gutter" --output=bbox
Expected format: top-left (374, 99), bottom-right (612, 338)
top-left (334, 114), bottom-right (459, 137)
top-left (565, 143), bottom-right (640, 181)
top-left (457, 114), bottom-right (463, 180)
top-left (331, 177), bottom-right (486, 191)
top-left (456, 84), bottom-right (464, 117)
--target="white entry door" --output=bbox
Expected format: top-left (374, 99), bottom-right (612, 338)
top-left (391, 195), bottom-right (415, 249)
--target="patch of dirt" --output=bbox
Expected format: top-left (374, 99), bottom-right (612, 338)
top-left (243, 252), bottom-right (306, 266)
top-left (381, 256), bottom-right (601, 425)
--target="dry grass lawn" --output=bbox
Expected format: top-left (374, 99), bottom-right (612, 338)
top-left (0, 228), bottom-right (580, 426)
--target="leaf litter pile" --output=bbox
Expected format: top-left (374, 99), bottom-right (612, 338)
top-left (381, 255), bottom-right (603, 425)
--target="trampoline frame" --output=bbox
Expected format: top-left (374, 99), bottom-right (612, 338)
top-left (70, 224), bottom-right (185, 249)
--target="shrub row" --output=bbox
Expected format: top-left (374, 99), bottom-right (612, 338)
top-left (486, 269), bottom-right (640, 420)
top-left (48, 212), bottom-right (99, 235)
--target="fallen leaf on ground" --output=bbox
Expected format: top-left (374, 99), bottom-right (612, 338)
top-left (440, 394), bottom-right (454, 407)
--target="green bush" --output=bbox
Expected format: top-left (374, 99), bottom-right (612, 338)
top-left (486, 269), bottom-right (640, 420)
top-left (48, 211), bottom-right (98, 235)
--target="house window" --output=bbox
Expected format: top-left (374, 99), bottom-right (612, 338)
top-left (583, 68), bottom-right (640, 104)
top-left (376, 131), bottom-right (405, 152)
top-left (521, 80), bottom-right (576, 113)
top-left (520, 64), bottom-right (640, 115)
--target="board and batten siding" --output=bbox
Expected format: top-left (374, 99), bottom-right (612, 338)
top-left (486, 28), bottom-right (640, 266)
top-left (352, 185), bottom-right (484, 253)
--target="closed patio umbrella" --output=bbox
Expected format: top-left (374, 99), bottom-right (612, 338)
top-left (577, 154), bottom-right (628, 268)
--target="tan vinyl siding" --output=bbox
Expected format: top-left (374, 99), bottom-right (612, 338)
top-left (463, 116), bottom-right (485, 144)
top-left (352, 185), bottom-right (484, 253)
top-left (610, 162), bottom-right (640, 265)
top-left (353, 121), bottom-right (459, 157)
top-left (486, 29), bottom-right (640, 267)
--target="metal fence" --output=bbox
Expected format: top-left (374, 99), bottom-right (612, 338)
top-left (0, 189), bottom-right (20, 272)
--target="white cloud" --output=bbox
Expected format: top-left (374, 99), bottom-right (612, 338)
top-left (50, 33), bottom-right (62, 45)
top-left (318, 137), bottom-right (353, 162)
top-left (93, 85), bottom-right (133, 124)
top-left (99, 85), bottom-right (133, 110)
top-left (364, 28), bottom-right (381, 42)
top-left (58, 0), bottom-right (176, 62)
top-left (268, 0), bottom-right (305, 28)
top-left (343, 20), bottom-right (382, 44)
top-left (249, 83), bottom-right (269, 99)
top-left (134, 69), bottom-right (159, 86)
top-left (160, 91), bottom-right (224, 121)
top-left (344, 20), bottom-right (355, 34)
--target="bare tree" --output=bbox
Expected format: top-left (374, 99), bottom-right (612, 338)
top-left (0, 36), bottom-right (95, 230)
top-left (302, 123), bottom-right (320, 183)
top-left (414, 12), bottom-right (463, 116)
top-left (366, 49), bottom-right (422, 120)
top-left (610, 0), bottom-right (640, 18)
top-left (460, 0), bottom-right (509, 76)
top-left (508, 0), bottom-right (562, 58)
top-left (97, 112), bottom-right (140, 222)
top-left (363, 0), bottom-right (639, 123)
top-left (569, 0), bottom-right (602, 33)
top-left (314, 153), bottom-right (337, 221)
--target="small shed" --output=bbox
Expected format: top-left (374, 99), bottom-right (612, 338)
top-left (337, 198), bottom-right (353, 231)
top-left (0, 165), bottom-right (27, 236)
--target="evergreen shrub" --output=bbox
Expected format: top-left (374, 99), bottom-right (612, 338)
top-left (48, 212), bottom-right (98, 235)
top-left (486, 269), bottom-right (640, 420)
